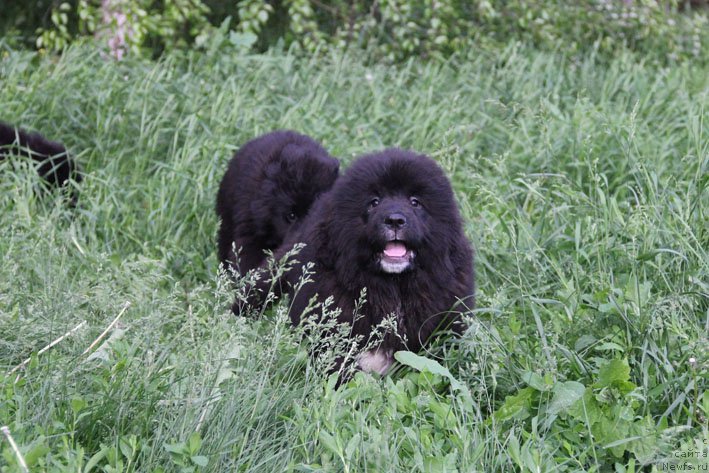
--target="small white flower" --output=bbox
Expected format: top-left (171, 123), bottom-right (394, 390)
top-left (365, 72), bottom-right (374, 83)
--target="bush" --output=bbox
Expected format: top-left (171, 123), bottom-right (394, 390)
top-left (0, 0), bottom-right (707, 63)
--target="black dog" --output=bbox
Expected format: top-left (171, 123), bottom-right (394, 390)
top-left (248, 149), bottom-right (474, 376)
top-left (216, 130), bottom-right (339, 275)
top-left (0, 121), bottom-right (82, 202)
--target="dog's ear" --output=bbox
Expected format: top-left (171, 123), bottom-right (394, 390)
top-left (438, 229), bottom-right (475, 301)
top-left (310, 199), bottom-right (337, 269)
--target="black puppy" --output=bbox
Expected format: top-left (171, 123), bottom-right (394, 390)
top-left (0, 121), bottom-right (81, 187)
top-left (247, 149), bottom-right (474, 377)
top-left (216, 130), bottom-right (339, 275)
top-left (0, 121), bottom-right (82, 204)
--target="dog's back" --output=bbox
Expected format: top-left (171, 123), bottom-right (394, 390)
top-left (0, 121), bottom-right (81, 188)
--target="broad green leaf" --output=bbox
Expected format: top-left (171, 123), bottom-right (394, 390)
top-left (548, 381), bottom-right (586, 416)
top-left (429, 399), bottom-right (456, 430)
top-left (568, 388), bottom-right (602, 423)
top-left (394, 351), bottom-right (468, 395)
top-left (119, 436), bottom-right (135, 459)
top-left (596, 358), bottom-right (635, 393)
top-left (522, 371), bottom-right (551, 392)
top-left (228, 31), bottom-right (257, 48)
top-left (574, 334), bottom-right (596, 351)
top-left (493, 387), bottom-right (535, 422)
top-left (164, 442), bottom-right (186, 454)
top-left (422, 452), bottom-right (458, 473)
top-left (318, 431), bottom-right (340, 456)
top-left (84, 445), bottom-right (109, 473)
top-left (188, 431), bottom-right (202, 455)
top-left (70, 397), bottom-right (86, 416)
top-left (345, 433), bottom-right (360, 460)
top-left (24, 441), bottom-right (50, 467)
top-left (594, 342), bottom-right (625, 353)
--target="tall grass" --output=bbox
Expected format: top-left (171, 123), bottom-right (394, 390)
top-left (0, 42), bottom-right (706, 471)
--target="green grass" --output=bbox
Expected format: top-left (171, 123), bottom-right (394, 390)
top-left (0, 42), bottom-right (707, 472)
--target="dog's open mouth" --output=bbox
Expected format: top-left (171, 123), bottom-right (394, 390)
top-left (380, 241), bottom-right (415, 273)
top-left (384, 241), bottom-right (407, 258)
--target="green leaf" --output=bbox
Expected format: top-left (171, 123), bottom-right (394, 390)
top-left (596, 359), bottom-right (635, 393)
top-left (574, 334), bottom-right (596, 351)
top-left (422, 452), bottom-right (458, 473)
top-left (493, 387), bottom-right (535, 422)
top-left (191, 455), bottom-right (208, 467)
top-left (394, 351), bottom-right (467, 394)
top-left (164, 442), bottom-right (186, 454)
top-left (84, 445), bottom-right (109, 473)
top-left (594, 342), bottom-right (625, 353)
top-left (119, 436), bottom-right (136, 459)
top-left (507, 434), bottom-right (522, 467)
top-left (344, 433), bottom-right (360, 460)
top-left (568, 388), bottom-right (602, 424)
top-left (548, 381), bottom-right (585, 416)
top-left (522, 371), bottom-right (551, 391)
top-left (228, 31), bottom-right (257, 48)
top-left (318, 431), bottom-right (340, 456)
top-left (24, 441), bottom-right (50, 467)
top-left (70, 397), bottom-right (86, 416)
top-left (188, 431), bottom-right (202, 455)
top-left (429, 399), bottom-right (456, 430)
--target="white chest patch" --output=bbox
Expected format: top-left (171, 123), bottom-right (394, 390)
top-left (357, 348), bottom-right (394, 375)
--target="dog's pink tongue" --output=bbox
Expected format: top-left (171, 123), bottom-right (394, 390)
top-left (384, 242), bottom-right (407, 258)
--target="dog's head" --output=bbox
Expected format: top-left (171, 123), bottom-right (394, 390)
top-left (252, 136), bottom-right (339, 248)
top-left (327, 149), bottom-right (463, 276)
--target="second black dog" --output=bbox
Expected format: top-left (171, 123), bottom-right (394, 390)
top-left (0, 121), bottom-right (82, 202)
top-left (216, 130), bottom-right (339, 275)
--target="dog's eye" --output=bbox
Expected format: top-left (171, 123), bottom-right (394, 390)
top-left (286, 212), bottom-right (297, 223)
top-left (410, 197), bottom-right (420, 207)
top-left (369, 198), bottom-right (380, 209)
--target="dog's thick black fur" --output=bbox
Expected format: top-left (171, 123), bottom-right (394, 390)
top-left (0, 121), bottom-right (82, 202)
top-left (247, 149), bottom-right (474, 376)
top-left (216, 130), bottom-right (340, 275)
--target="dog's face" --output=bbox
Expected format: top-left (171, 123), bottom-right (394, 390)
top-left (365, 194), bottom-right (423, 273)
top-left (328, 150), bottom-right (460, 276)
top-left (254, 150), bottom-right (339, 249)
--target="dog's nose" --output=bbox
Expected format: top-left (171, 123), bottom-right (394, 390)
top-left (384, 213), bottom-right (407, 229)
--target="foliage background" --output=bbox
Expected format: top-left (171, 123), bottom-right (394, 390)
top-left (0, 0), bottom-right (707, 62)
